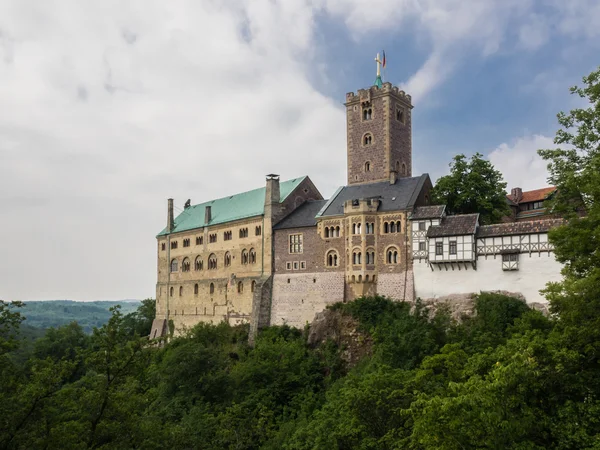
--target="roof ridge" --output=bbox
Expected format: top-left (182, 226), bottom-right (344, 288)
top-left (189, 175), bottom-right (307, 209)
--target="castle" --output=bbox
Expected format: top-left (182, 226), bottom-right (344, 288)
top-left (150, 63), bottom-right (562, 339)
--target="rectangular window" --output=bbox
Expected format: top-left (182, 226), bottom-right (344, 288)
top-left (419, 242), bottom-right (426, 251)
top-left (196, 236), bottom-right (203, 245)
top-left (286, 262), bottom-right (292, 270)
top-left (293, 261), bottom-right (299, 270)
top-left (435, 242), bottom-right (443, 256)
top-left (161, 243), bottom-right (166, 251)
top-left (449, 241), bottom-right (457, 255)
top-left (502, 253), bottom-right (519, 271)
top-left (502, 253), bottom-right (519, 262)
top-left (209, 233), bottom-right (217, 243)
top-left (418, 221), bottom-right (426, 231)
top-left (300, 261), bottom-right (306, 270)
top-left (183, 238), bottom-right (190, 247)
top-left (289, 234), bottom-right (303, 254)
top-left (171, 241), bottom-right (178, 249)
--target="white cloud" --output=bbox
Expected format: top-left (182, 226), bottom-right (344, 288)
top-left (0, 0), bottom-right (347, 300)
top-left (488, 134), bottom-right (555, 191)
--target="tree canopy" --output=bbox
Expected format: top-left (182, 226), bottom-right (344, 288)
top-left (431, 152), bottom-right (510, 224)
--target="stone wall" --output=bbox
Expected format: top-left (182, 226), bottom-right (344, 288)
top-left (271, 273), bottom-right (345, 328)
top-left (377, 270), bottom-right (414, 302)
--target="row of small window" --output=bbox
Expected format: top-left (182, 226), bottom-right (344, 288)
top-left (170, 249), bottom-right (257, 272)
top-left (168, 280), bottom-right (256, 297)
top-left (523, 201), bottom-right (544, 211)
top-left (433, 241), bottom-right (458, 255)
top-left (352, 248), bottom-right (398, 265)
top-left (162, 226), bottom-right (262, 251)
top-left (361, 106), bottom-right (405, 123)
top-left (285, 261), bottom-right (307, 270)
top-left (350, 221), bottom-right (401, 235)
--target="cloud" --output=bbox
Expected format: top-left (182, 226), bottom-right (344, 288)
top-left (488, 134), bottom-right (555, 191)
top-left (0, 0), bottom-right (347, 300)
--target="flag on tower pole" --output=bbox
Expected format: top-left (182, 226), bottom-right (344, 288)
top-left (382, 50), bottom-right (386, 68)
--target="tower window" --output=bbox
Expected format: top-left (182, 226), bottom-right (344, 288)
top-left (396, 107), bottom-right (405, 123)
top-left (386, 248), bottom-right (399, 264)
top-left (363, 133), bottom-right (373, 146)
top-left (402, 163), bottom-right (407, 176)
top-left (365, 161), bottom-right (371, 172)
top-left (326, 250), bottom-right (339, 267)
top-left (194, 283), bottom-right (199, 295)
top-left (210, 282), bottom-right (214, 294)
top-left (161, 243), bottom-right (166, 251)
top-left (362, 107), bottom-right (373, 121)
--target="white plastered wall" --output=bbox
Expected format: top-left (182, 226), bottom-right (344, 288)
top-left (413, 252), bottom-right (562, 303)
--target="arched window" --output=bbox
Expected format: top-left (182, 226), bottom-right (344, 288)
top-left (208, 254), bottom-right (217, 270)
top-left (387, 248), bottom-right (399, 264)
top-left (357, 223), bottom-right (362, 234)
top-left (242, 249), bottom-right (248, 265)
top-left (384, 222), bottom-right (389, 233)
top-left (390, 222), bottom-right (396, 233)
top-left (179, 286), bottom-right (183, 296)
top-left (363, 108), bottom-right (372, 120)
top-left (366, 250), bottom-right (375, 265)
top-left (363, 133), bottom-right (372, 146)
top-left (251, 280), bottom-right (256, 293)
top-left (402, 163), bottom-right (407, 176)
top-left (237, 281), bottom-right (243, 293)
top-left (324, 227), bottom-right (329, 238)
top-left (327, 250), bottom-right (338, 267)
top-left (353, 251), bottom-right (362, 265)
top-left (224, 252), bottom-right (231, 267)
top-left (335, 226), bottom-right (340, 237)
top-left (255, 226), bottom-right (262, 236)
top-left (195, 256), bottom-right (203, 271)
top-left (209, 282), bottom-right (214, 294)
top-left (352, 223), bottom-right (357, 234)
top-left (169, 287), bottom-right (174, 297)
top-left (365, 161), bottom-right (371, 172)
top-left (395, 161), bottom-right (400, 172)
top-left (249, 248), bottom-right (256, 264)
top-left (170, 259), bottom-right (178, 272)
top-left (182, 257), bottom-right (190, 272)
top-left (194, 284), bottom-right (199, 295)
top-left (396, 221), bottom-right (402, 233)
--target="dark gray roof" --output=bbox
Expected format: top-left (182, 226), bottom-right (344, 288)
top-left (427, 214), bottom-right (479, 237)
top-left (317, 174), bottom-right (430, 217)
top-left (274, 200), bottom-right (328, 230)
top-left (477, 218), bottom-right (564, 237)
top-left (410, 205), bottom-right (446, 220)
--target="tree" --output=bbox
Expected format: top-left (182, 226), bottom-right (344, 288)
top-left (431, 153), bottom-right (510, 224)
top-left (537, 66), bottom-right (600, 444)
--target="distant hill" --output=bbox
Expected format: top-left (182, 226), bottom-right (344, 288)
top-left (20, 300), bottom-right (141, 333)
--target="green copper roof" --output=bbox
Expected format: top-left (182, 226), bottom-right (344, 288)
top-left (157, 176), bottom-right (307, 236)
top-left (374, 75), bottom-right (383, 89)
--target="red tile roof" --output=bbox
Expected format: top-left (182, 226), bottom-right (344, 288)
top-left (507, 186), bottom-right (556, 204)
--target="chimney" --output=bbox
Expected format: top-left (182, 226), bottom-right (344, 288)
top-left (389, 170), bottom-right (397, 185)
top-left (205, 205), bottom-right (212, 224)
top-left (265, 174), bottom-right (280, 205)
top-left (167, 198), bottom-right (174, 232)
top-left (510, 187), bottom-right (523, 203)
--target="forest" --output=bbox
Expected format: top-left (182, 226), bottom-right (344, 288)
top-left (1, 68), bottom-right (598, 449)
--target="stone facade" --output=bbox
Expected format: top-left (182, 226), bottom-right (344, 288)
top-left (155, 176), bottom-right (321, 335)
top-left (346, 82), bottom-right (413, 185)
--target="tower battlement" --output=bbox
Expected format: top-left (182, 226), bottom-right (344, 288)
top-left (345, 82), bottom-right (412, 105)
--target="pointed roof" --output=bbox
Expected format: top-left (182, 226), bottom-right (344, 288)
top-left (157, 176), bottom-right (308, 236)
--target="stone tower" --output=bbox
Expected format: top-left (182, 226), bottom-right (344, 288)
top-left (345, 82), bottom-right (413, 185)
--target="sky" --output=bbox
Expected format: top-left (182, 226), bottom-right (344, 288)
top-left (0, 0), bottom-right (598, 301)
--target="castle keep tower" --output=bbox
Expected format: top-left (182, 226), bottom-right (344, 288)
top-left (345, 61), bottom-right (413, 185)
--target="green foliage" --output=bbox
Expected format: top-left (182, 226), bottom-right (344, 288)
top-left (431, 152), bottom-right (510, 224)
